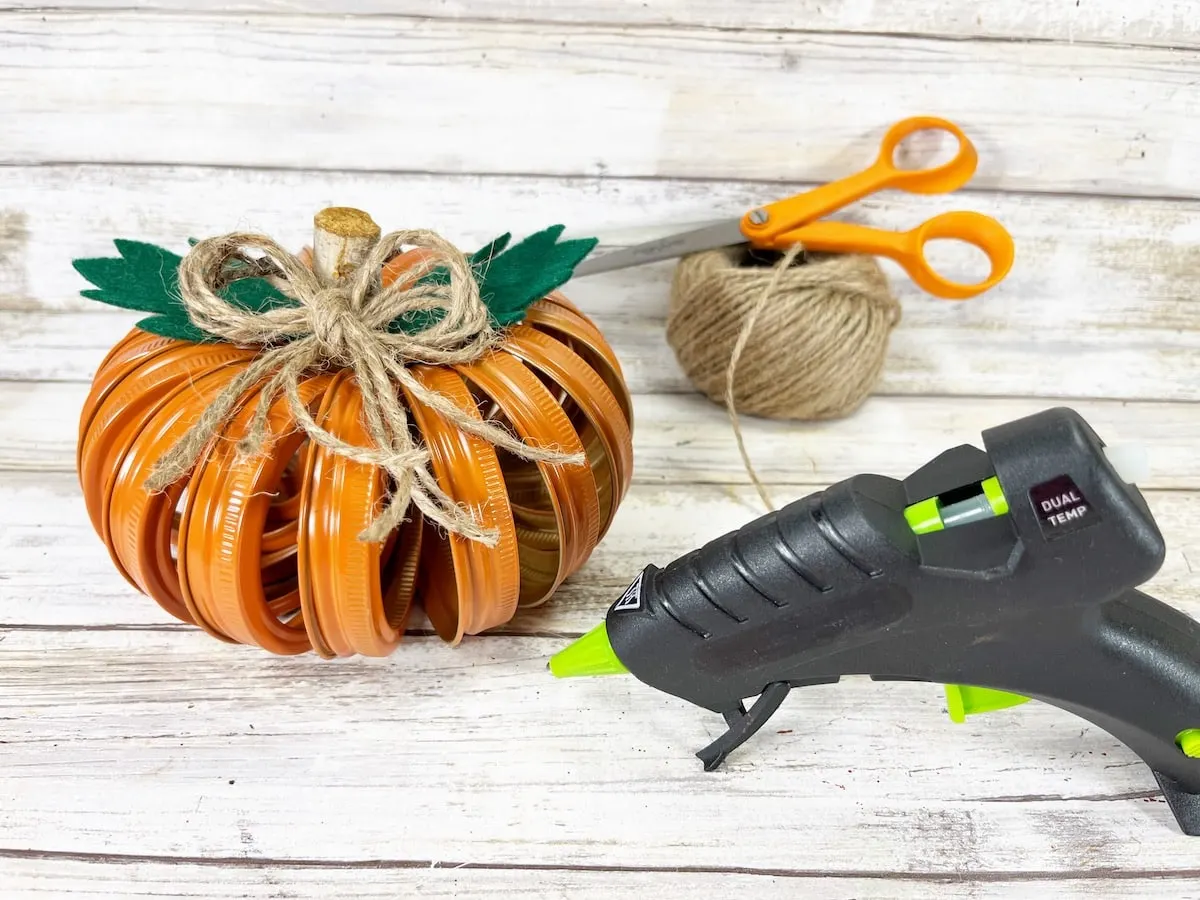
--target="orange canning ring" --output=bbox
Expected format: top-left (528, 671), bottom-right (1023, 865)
top-left (298, 371), bottom-right (424, 658)
top-left (80, 341), bottom-right (257, 537)
top-left (86, 327), bottom-right (173, 399)
top-left (104, 359), bottom-right (256, 624)
top-left (502, 323), bottom-right (633, 540)
top-left (77, 330), bottom-right (180, 472)
top-left (90, 326), bottom-right (155, 381)
top-left (540, 292), bottom-right (627, 382)
top-left (454, 349), bottom-right (600, 608)
top-left (295, 374), bottom-right (348, 659)
top-left (400, 365), bottom-right (521, 644)
top-left (177, 373), bottom-right (335, 654)
top-left (525, 293), bottom-right (634, 430)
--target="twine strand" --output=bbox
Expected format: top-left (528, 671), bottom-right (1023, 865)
top-left (669, 245), bottom-right (900, 513)
top-left (723, 242), bottom-right (807, 511)
top-left (145, 229), bottom-right (584, 544)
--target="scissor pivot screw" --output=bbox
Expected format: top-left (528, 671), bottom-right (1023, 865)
top-left (748, 209), bottom-right (770, 225)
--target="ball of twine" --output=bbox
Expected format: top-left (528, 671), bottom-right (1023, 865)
top-left (666, 243), bottom-right (901, 507)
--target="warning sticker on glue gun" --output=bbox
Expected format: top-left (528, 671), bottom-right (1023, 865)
top-left (1029, 475), bottom-right (1100, 540)
top-left (613, 571), bottom-right (644, 612)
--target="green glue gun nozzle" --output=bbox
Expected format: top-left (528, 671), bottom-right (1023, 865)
top-left (943, 684), bottom-right (1031, 722)
top-left (550, 407), bottom-right (1200, 836)
top-left (549, 623), bottom-right (628, 678)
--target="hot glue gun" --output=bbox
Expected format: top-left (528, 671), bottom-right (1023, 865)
top-left (549, 407), bottom-right (1200, 835)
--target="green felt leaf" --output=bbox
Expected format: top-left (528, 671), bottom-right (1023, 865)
top-left (401, 233), bottom-right (511, 290)
top-left (72, 240), bottom-right (184, 315)
top-left (222, 275), bottom-right (296, 314)
top-left (475, 225), bottom-right (598, 326)
top-left (388, 309), bottom-right (442, 335)
top-left (133, 313), bottom-right (214, 343)
top-left (114, 239), bottom-right (182, 279)
top-left (77, 284), bottom-right (166, 314)
top-left (470, 233), bottom-right (512, 270)
top-left (385, 226), bottom-right (597, 335)
top-left (74, 238), bottom-right (298, 341)
top-left (385, 232), bottom-right (514, 335)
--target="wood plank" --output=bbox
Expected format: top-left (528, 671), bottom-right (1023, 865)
top-left (2, 856), bottom-right (1199, 900)
top-left (3, 0), bottom-right (1198, 49)
top-left (3, 166), bottom-right (1199, 401)
top-left (7, 381), bottom-right (1199, 486)
top-left (8, 164), bottom-right (1197, 321)
top-left (3, 472), bottom-right (1195, 632)
top-left (4, 15), bottom-right (1200, 195)
top-left (1, 626), bottom-right (1199, 870)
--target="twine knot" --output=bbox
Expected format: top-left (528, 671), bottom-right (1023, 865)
top-left (144, 228), bottom-right (585, 544)
top-left (308, 286), bottom-right (362, 363)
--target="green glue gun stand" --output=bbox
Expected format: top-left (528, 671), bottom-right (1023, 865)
top-left (549, 407), bottom-right (1200, 836)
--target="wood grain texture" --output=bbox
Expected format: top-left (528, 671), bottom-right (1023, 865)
top-left (3, 165), bottom-right (1198, 401)
top-left (3, 14), bottom-right (1200, 195)
top-left (4, 856), bottom-right (1199, 900)
top-left (2, 626), bottom-right (1200, 873)
top-left (3, 472), bottom-right (1196, 630)
top-left (3, 0), bottom-right (1199, 48)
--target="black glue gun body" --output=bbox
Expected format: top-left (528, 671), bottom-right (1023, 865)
top-left (601, 407), bottom-right (1200, 835)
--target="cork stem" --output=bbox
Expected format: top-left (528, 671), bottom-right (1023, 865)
top-left (312, 207), bottom-right (382, 283)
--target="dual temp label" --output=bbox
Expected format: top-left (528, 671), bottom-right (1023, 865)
top-left (1030, 475), bottom-right (1097, 539)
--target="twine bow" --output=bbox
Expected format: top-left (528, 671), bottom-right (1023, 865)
top-left (145, 229), bottom-right (585, 544)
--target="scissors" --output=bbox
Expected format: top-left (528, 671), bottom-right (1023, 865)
top-left (571, 116), bottom-right (1015, 300)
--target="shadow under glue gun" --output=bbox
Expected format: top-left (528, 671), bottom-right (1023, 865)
top-left (549, 407), bottom-right (1200, 835)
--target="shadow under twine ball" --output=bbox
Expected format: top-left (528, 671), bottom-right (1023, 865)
top-left (666, 246), bottom-right (901, 421)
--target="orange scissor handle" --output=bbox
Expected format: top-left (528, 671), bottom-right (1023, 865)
top-left (784, 210), bottom-right (1015, 300)
top-left (739, 116), bottom-right (981, 246)
top-left (871, 115), bottom-right (980, 194)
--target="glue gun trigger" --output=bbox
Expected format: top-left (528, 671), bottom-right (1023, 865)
top-left (696, 681), bottom-right (792, 771)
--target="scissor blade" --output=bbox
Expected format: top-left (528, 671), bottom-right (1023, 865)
top-left (571, 219), bottom-right (746, 277)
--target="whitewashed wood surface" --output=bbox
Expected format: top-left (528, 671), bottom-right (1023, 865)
top-left (2, 3), bottom-right (1199, 898)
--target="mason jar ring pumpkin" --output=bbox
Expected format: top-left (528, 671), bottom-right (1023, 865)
top-left (76, 219), bottom-right (633, 658)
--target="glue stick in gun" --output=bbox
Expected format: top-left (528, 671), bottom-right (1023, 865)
top-left (549, 407), bottom-right (1200, 835)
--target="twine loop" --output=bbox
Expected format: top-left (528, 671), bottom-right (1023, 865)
top-left (145, 228), bottom-right (584, 544)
